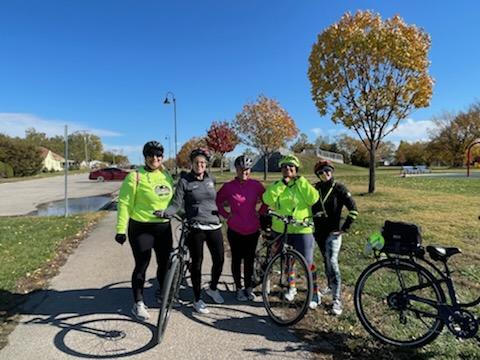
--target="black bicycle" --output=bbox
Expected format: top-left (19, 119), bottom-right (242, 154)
top-left (154, 213), bottom-right (192, 345)
top-left (354, 220), bottom-right (480, 348)
top-left (251, 210), bottom-right (315, 326)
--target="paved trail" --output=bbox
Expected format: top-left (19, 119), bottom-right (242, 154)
top-left (0, 212), bottom-right (313, 359)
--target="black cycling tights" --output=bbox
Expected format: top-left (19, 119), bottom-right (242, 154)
top-left (128, 219), bottom-right (173, 302)
top-left (227, 228), bottom-right (259, 290)
top-left (187, 228), bottom-right (224, 302)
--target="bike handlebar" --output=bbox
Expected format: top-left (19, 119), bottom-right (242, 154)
top-left (266, 209), bottom-right (323, 228)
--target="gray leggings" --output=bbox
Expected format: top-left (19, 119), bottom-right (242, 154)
top-left (273, 232), bottom-right (315, 266)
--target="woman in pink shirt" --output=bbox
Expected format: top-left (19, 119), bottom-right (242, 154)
top-left (216, 155), bottom-right (267, 301)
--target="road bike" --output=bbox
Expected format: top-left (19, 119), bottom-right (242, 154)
top-left (354, 220), bottom-right (480, 348)
top-left (154, 213), bottom-right (192, 345)
top-left (251, 210), bottom-right (315, 326)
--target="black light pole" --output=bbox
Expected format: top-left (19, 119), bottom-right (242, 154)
top-left (163, 91), bottom-right (177, 176)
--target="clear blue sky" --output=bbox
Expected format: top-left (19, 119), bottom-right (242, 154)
top-left (1, 1), bottom-right (479, 163)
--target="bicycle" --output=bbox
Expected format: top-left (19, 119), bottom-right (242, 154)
top-left (154, 213), bottom-right (192, 345)
top-left (251, 210), bottom-right (316, 326)
top-left (354, 220), bottom-right (480, 348)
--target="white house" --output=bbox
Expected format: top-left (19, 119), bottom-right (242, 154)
top-left (39, 147), bottom-right (65, 172)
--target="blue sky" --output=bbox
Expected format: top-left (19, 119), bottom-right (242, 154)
top-left (0, 1), bottom-right (479, 163)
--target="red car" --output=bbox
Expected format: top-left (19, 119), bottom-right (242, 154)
top-left (89, 167), bottom-right (129, 182)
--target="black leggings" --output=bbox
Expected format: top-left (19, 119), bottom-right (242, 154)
top-left (187, 227), bottom-right (224, 302)
top-left (227, 228), bottom-right (259, 290)
top-left (128, 219), bottom-right (173, 302)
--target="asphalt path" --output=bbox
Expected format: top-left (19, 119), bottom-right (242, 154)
top-left (0, 174), bottom-right (121, 216)
top-left (0, 212), bottom-right (313, 359)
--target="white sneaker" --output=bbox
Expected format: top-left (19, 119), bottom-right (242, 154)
top-left (309, 292), bottom-right (321, 310)
top-left (131, 301), bottom-right (150, 321)
top-left (332, 299), bottom-right (343, 316)
top-left (284, 287), bottom-right (297, 301)
top-left (245, 287), bottom-right (257, 301)
top-left (193, 299), bottom-right (210, 314)
top-left (206, 288), bottom-right (224, 304)
top-left (236, 289), bottom-right (248, 301)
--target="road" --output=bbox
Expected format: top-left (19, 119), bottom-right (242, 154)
top-left (0, 174), bottom-right (122, 216)
top-left (0, 212), bottom-right (313, 359)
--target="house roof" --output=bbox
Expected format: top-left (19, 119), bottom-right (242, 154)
top-left (38, 146), bottom-right (65, 161)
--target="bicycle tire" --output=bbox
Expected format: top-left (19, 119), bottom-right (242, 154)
top-left (262, 249), bottom-right (313, 326)
top-left (354, 258), bottom-right (445, 348)
top-left (156, 257), bottom-right (181, 344)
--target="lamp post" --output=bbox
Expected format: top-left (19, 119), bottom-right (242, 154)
top-left (165, 135), bottom-right (172, 163)
top-left (163, 92), bottom-right (177, 176)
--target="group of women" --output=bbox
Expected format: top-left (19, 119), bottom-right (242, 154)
top-left (115, 140), bottom-right (358, 320)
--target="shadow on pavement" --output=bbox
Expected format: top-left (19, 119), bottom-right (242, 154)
top-left (3, 282), bottom-right (159, 358)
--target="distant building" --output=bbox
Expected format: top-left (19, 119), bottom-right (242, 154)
top-left (38, 147), bottom-right (65, 172)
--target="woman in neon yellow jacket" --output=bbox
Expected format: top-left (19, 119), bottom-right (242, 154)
top-left (262, 154), bottom-right (320, 308)
top-left (115, 141), bottom-right (174, 321)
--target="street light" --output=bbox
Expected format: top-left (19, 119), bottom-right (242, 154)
top-left (165, 135), bottom-right (172, 163)
top-left (163, 91), bottom-right (177, 176)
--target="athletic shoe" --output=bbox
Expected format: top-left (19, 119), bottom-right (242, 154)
top-left (332, 299), bottom-right (343, 316)
top-left (131, 301), bottom-right (150, 321)
top-left (320, 287), bottom-right (332, 296)
top-left (193, 299), bottom-right (209, 314)
top-left (284, 287), bottom-right (297, 302)
top-left (309, 292), bottom-right (321, 310)
top-left (236, 289), bottom-right (248, 302)
top-left (206, 288), bottom-right (225, 304)
top-left (245, 287), bottom-right (257, 301)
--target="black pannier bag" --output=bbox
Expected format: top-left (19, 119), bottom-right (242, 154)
top-left (381, 220), bottom-right (422, 255)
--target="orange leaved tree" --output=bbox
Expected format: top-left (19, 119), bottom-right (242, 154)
top-left (205, 121), bottom-right (239, 172)
top-left (234, 95), bottom-right (298, 180)
top-left (308, 11), bottom-right (433, 193)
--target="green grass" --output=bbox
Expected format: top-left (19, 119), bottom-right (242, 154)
top-left (0, 213), bottom-right (103, 295)
top-left (215, 157), bottom-right (480, 358)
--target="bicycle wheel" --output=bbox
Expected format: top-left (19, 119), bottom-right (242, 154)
top-left (354, 258), bottom-right (445, 348)
top-left (156, 257), bottom-right (182, 344)
top-left (262, 249), bottom-right (313, 326)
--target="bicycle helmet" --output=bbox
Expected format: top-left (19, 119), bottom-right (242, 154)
top-left (190, 148), bottom-right (211, 162)
top-left (278, 154), bottom-right (301, 169)
top-left (314, 159), bottom-right (334, 176)
top-left (364, 231), bottom-right (385, 255)
top-left (234, 155), bottom-right (253, 169)
top-left (143, 140), bottom-right (164, 158)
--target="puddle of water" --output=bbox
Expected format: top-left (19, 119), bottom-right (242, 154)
top-left (36, 195), bottom-right (113, 216)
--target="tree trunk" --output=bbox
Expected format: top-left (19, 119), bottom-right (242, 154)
top-left (368, 147), bottom-right (376, 193)
top-left (220, 156), bottom-right (223, 173)
top-left (263, 154), bottom-right (269, 181)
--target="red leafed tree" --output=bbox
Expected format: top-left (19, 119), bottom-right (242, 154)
top-left (205, 121), bottom-right (239, 172)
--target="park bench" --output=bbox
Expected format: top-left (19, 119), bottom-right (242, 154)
top-left (401, 165), bottom-right (418, 175)
top-left (416, 165), bottom-right (431, 174)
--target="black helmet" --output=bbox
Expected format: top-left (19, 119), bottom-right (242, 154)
top-left (143, 141), bottom-right (164, 158)
top-left (234, 155), bottom-right (253, 169)
top-left (190, 148), bottom-right (211, 162)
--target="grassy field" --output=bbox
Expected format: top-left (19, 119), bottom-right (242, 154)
top-left (0, 213), bottom-right (105, 304)
top-left (216, 159), bottom-right (480, 359)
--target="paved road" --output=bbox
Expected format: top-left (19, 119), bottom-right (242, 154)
top-left (0, 174), bottom-right (121, 216)
top-left (0, 212), bottom-right (313, 359)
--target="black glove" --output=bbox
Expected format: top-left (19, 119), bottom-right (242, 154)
top-left (115, 234), bottom-right (127, 245)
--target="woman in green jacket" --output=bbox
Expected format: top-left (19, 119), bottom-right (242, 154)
top-left (115, 141), bottom-right (174, 321)
top-left (262, 154), bottom-right (320, 308)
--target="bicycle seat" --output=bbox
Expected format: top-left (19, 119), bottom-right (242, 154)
top-left (426, 245), bottom-right (461, 262)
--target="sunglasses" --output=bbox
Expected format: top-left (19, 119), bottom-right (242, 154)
top-left (146, 152), bottom-right (163, 158)
top-left (281, 164), bottom-right (296, 169)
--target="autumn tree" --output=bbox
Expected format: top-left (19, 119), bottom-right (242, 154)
top-left (308, 11), bottom-right (433, 193)
top-left (395, 140), bottom-right (429, 165)
top-left (234, 95), bottom-right (298, 180)
top-left (205, 121), bottom-right (239, 172)
top-left (291, 133), bottom-right (315, 154)
top-left (176, 137), bottom-right (207, 169)
top-left (427, 104), bottom-right (480, 167)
